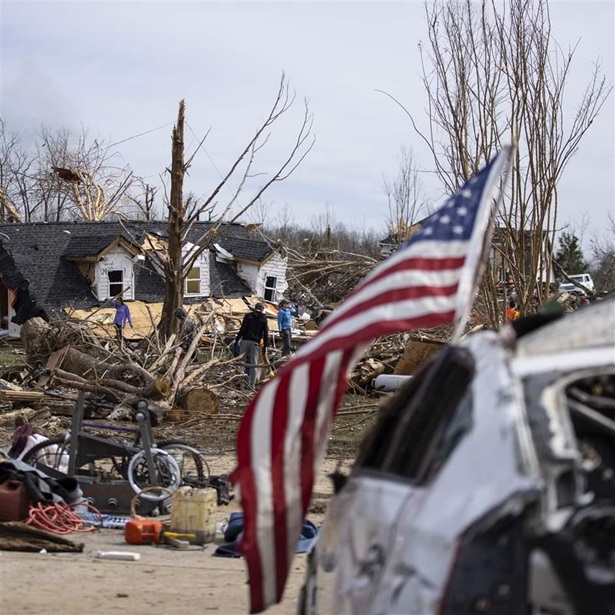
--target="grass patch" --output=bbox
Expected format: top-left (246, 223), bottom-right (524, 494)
top-left (0, 347), bottom-right (26, 367)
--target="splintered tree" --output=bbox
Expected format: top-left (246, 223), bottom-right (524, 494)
top-left (155, 74), bottom-right (314, 340)
top-left (405, 0), bottom-right (611, 325)
top-left (0, 121), bottom-right (137, 222)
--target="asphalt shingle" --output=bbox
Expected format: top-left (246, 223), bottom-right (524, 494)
top-left (0, 221), bottom-right (274, 314)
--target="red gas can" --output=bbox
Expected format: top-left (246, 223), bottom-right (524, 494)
top-left (124, 517), bottom-right (163, 545)
top-left (0, 480), bottom-right (30, 521)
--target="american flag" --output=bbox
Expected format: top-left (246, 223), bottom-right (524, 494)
top-left (231, 147), bottom-right (511, 613)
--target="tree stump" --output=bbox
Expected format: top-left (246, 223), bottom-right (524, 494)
top-left (176, 387), bottom-right (219, 416)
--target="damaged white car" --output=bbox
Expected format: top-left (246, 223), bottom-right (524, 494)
top-left (300, 297), bottom-right (615, 615)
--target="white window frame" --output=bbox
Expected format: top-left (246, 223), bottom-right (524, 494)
top-left (108, 270), bottom-right (124, 298)
top-left (185, 266), bottom-right (201, 296)
top-left (264, 275), bottom-right (277, 302)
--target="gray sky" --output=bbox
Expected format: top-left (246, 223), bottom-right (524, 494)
top-left (1, 0), bottom-right (613, 248)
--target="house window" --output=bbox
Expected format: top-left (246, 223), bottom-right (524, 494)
top-left (264, 276), bottom-right (277, 302)
top-left (185, 267), bottom-right (201, 295)
top-left (108, 270), bottom-right (123, 298)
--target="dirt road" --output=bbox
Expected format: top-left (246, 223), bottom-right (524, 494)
top-left (0, 455), bottom-right (352, 615)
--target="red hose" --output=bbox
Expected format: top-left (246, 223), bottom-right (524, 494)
top-left (25, 501), bottom-right (103, 534)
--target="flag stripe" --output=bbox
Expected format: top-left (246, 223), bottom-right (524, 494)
top-left (321, 254), bottom-right (466, 329)
top-left (271, 371), bottom-right (291, 600)
top-left (283, 293), bottom-right (460, 368)
top-left (232, 148), bottom-right (511, 613)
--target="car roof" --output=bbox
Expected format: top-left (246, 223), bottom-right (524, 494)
top-left (516, 296), bottom-right (615, 357)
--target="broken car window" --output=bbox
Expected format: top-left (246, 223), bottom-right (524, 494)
top-left (356, 346), bottom-right (475, 484)
top-left (566, 371), bottom-right (615, 503)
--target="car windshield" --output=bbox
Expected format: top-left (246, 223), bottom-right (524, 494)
top-left (570, 275), bottom-right (585, 282)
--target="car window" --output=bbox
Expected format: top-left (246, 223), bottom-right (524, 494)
top-left (356, 346), bottom-right (475, 485)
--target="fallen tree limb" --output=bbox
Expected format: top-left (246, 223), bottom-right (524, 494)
top-left (0, 406), bottom-right (50, 426)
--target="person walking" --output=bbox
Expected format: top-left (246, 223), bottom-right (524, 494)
top-left (174, 307), bottom-right (198, 359)
top-left (277, 299), bottom-right (299, 357)
top-left (110, 297), bottom-right (132, 343)
top-left (235, 302), bottom-right (269, 389)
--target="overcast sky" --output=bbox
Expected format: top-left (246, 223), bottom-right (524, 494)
top-left (1, 0), bottom-right (613, 248)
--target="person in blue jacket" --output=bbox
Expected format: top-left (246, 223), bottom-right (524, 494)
top-left (277, 299), bottom-right (299, 357)
top-left (109, 297), bottom-right (132, 343)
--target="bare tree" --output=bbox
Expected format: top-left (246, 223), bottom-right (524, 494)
top-left (127, 178), bottom-right (159, 220)
top-left (0, 122), bottom-right (139, 222)
top-left (382, 145), bottom-right (428, 245)
top-left (151, 74), bottom-right (315, 340)
top-left (590, 212), bottom-right (615, 293)
top-left (39, 127), bottom-right (136, 221)
top-left (397, 0), bottom-right (611, 326)
top-left (0, 120), bottom-right (26, 222)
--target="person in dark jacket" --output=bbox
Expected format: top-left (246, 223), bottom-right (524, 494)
top-left (235, 302), bottom-right (269, 389)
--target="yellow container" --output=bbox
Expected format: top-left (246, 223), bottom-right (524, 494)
top-left (169, 486), bottom-right (217, 545)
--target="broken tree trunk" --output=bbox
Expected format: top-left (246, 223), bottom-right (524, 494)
top-left (50, 368), bottom-right (170, 401)
top-left (0, 407), bottom-right (49, 426)
top-left (60, 347), bottom-right (154, 383)
top-left (19, 317), bottom-right (54, 364)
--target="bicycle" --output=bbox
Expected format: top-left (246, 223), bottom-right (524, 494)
top-left (20, 393), bottom-right (210, 514)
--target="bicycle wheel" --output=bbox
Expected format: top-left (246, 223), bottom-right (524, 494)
top-left (127, 448), bottom-right (181, 501)
top-left (21, 436), bottom-right (71, 475)
top-left (157, 440), bottom-right (211, 488)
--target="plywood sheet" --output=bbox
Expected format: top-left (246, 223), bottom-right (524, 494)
top-left (64, 295), bottom-right (284, 339)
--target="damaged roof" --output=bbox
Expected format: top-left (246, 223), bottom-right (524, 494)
top-left (217, 235), bottom-right (280, 263)
top-left (0, 221), bottom-right (270, 314)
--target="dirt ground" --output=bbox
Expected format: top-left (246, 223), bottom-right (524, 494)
top-left (0, 454), bottom-right (354, 615)
top-left (0, 351), bottom-right (376, 614)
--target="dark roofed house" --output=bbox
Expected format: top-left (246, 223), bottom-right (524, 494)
top-left (0, 221), bottom-right (289, 337)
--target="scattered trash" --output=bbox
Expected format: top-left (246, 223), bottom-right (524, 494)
top-left (213, 512), bottom-right (318, 558)
top-left (96, 550), bottom-right (140, 561)
top-left (169, 486), bottom-right (217, 545)
top-left (78, 512), bottom-right (130, 529)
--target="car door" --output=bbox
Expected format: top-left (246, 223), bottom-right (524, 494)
top-left (312, 346), bottom-right (476, 615)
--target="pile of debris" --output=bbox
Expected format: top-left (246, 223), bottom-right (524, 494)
top-left (0, 290), bottom-right (455, 458)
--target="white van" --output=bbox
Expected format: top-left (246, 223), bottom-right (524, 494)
top-left (558, 272), bottom-right (595, 295)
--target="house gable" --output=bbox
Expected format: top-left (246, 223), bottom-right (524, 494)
top-left (0, 221), bottom-right (288, 312)
top-left (236, 249), bottom-right (287, 302)
top-left (63, 235), bottom-right (141, 262)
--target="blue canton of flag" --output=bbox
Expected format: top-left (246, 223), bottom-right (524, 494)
top-left (406, 159), bottom-right (498, 244)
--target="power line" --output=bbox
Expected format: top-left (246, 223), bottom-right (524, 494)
top-left (185, 121), bottom-right (237, 201)
top-left (107, 122), bottom-right (174, 149)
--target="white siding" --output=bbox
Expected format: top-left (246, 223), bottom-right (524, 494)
top-left (236, 262), bottom-right (259, 293)
top-left (238, 252), bottom-right (288, 300)
top-left (95, 248), bottom-right (135, 300)
top-left (8, 302), bottom-right (19, 338)
top-left (183, 250), bottom-right (210, 298)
